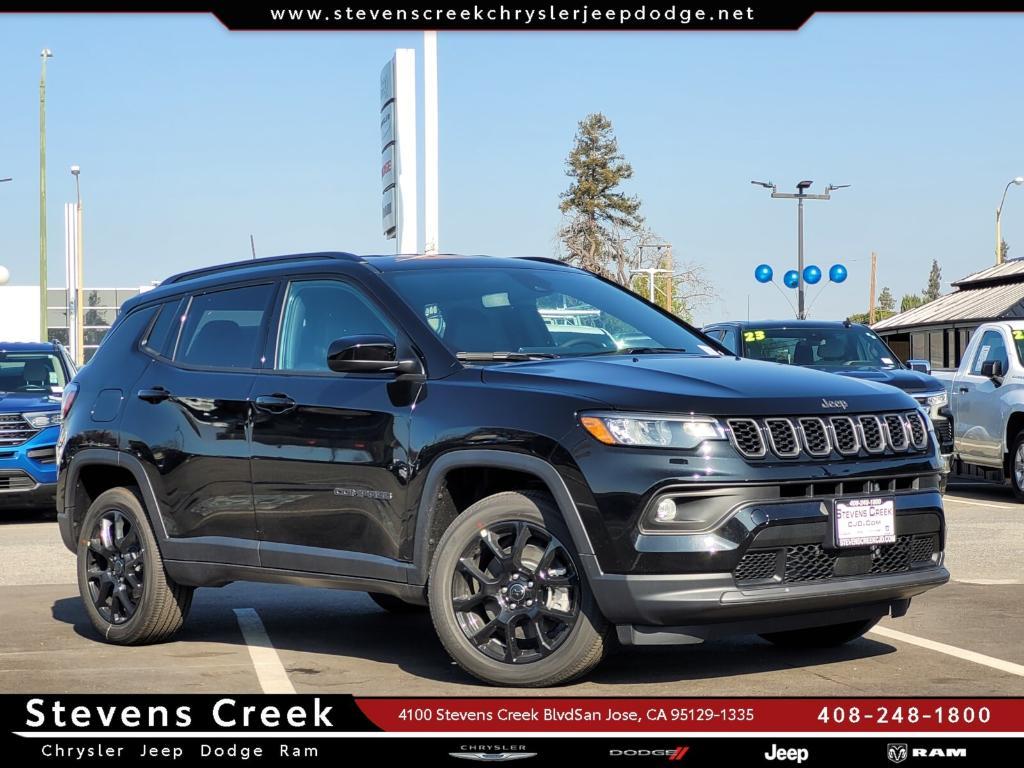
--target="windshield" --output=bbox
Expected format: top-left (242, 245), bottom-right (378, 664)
top-left (383, 267), bottom-right (715, 359)
top-left (0, 351), bottom-right (68, 393)
top-left (742, 326), bottom-right (901, 370)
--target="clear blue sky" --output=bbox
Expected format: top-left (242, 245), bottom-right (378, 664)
top-left (0, 13), bottom-right (1020, 325)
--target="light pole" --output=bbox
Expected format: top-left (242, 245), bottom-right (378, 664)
top-left (996, 176), bottom-right (1024, 265)
top-left (1, 178), bottom-right (10, 288)
top-left (39, 48), bottom-right (53, 343)
top-left (751, 179), bottom-right (849, 319)
top-left (71, 165), bottom-right (84, 364)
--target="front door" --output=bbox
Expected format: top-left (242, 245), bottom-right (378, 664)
top-left (249, 277), bottom-right (413, 576)
top-left (955, 328), bottom-right (1008, 467)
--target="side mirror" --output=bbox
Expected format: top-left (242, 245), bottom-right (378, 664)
top-left (980, 359), bottom-right (1005, 381)
top-left (907, 359), bottom-right (931, 374)
top-left (327, 335), bottom-right (421, 376)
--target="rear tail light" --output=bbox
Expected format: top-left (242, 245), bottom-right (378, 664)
top-left (61, 382), bottom-right (80, 420)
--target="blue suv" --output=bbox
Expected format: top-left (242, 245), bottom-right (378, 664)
top-left (0, 343), bottom-right (76, 511)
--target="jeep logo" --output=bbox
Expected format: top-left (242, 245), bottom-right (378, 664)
top-left (821, 399), bottom-right (849, 410)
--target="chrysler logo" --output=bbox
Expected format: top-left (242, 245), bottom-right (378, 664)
top-left (450, 753), bottom-right (537, 762)
top-left (821, 399), bottom-right (849, 410)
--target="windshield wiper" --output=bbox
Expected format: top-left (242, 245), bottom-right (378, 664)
top-left (456, 351), bottom-right (560, 362)
top-left (592, 346), bottom-right (688, 355)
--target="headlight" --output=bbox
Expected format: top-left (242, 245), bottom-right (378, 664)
top-left (579, 412), bottom-right (726, 449)
top-left (922, 391), bottom-right (947, 408)
top-left (23, 411), bottom-right (61, 429)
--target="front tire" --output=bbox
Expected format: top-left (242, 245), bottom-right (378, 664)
top-left (760, 618), bottom-right (879, 648)
top-left (428, 491), bottom-right (608, 687)
top-left (1010, 431), bottom-right (1024, 501)
top-left (76, 487), bottom-right (193, 645)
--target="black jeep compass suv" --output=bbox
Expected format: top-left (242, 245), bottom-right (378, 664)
top-left (57, 252), bottom-right (948, 686)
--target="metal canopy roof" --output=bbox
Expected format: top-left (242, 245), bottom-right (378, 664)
top-left (873, 260), bottom-right (1024, 331)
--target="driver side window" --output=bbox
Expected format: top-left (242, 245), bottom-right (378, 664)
top-left (277, 279), bottom-right (395, 372)
top-left (970, 330), bottom-right (1008, 376)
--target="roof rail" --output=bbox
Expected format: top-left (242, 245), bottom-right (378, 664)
top-left (161, 252), bottom-right (359, 286)
top-left (521, 256), bottom-right (571, 267)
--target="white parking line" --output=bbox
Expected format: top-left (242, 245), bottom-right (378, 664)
top-left (943, 495), bottom-right (1018, 511)
top-left (233, 608), bottom-right (296, 694)
top-left (869, 625), bottom-right (1024, 678)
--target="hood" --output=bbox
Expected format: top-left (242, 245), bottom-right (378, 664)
top-left (481, 354), bottom-right (919, 417)
top-left (0, 391), bottom-right (61, 414)
top-left (810, 366), bottom-right (944, 395)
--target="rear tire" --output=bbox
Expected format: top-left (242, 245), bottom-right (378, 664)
top-left (428, 491), bottom-right (608, 687)
top-left (76, 487), bottom-right (193, 645)
top-left (368, 592), bottom-right (425, 613)
top-left (760, 618), bottom-right (879, 648)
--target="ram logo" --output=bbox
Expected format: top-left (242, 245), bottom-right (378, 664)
top-left (887, 743), bottom-right (908, 764)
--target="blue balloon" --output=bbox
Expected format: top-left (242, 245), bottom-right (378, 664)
top-left (783, 269), bottom-right (800, 289)
top-left (754, 264), bottom-right (773, 284)
top-left (803, 265), bottom-right (822, 285)
top-left (829, 263), bottom-right (848, 283)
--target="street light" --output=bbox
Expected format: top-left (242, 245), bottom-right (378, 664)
top-left (996, 176), bottom-right (1024, 265)
top-left (39, 48), bottom-right (53, 343)
top-left (70, 165), bottom-right (84, 364)
top-left (751, 179), bottom-right (849, 319)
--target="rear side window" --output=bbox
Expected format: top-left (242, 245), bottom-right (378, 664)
top-left (141, 299), bottom-right (185, 358)
top-left (175, 284), bottom-right (275, 369)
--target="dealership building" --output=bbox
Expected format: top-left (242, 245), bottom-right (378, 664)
top-left (0, 284), bottom-right (151, 362)
top-left (873, 260), bottom-right (1024, 370)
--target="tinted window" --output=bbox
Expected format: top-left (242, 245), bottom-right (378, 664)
top-left (742, 326), bottom-right (899, 369)
top-left (175, 284), bottom-right (275, 369)
top-left (141, 299), bottom-right (184, 358)
top-left (383, 267), bottom-right (711, 357)
top-left (277, 279), bottom-right (394, 372)
top-left (720, 328), bottom-right (738, 354)
top-left (971, 330), bottom-right (1008, 375)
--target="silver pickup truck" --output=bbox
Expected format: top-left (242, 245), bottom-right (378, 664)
top-left (933, 320), bottom-right (1024, 499)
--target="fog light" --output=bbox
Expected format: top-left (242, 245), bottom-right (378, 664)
top-left (655, 498), bottom-right (676, 522)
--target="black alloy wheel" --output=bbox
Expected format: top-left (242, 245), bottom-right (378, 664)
top-left (85, 509), bottom-right (145, 624)
top-left (450, 519), bottom-right (580, 665)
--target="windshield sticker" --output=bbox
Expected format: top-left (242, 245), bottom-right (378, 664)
top-left (881, 357), bottom-right (894, 365)
top-left (978, 345), bottom-right (991, 362)
top-left (698, 344), bottom-right (719, 356)
top-left (742, 330), bottom-right (766, 342)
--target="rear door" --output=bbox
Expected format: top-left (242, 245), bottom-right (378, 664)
top-left (127, 282), bottom-right (276, 563)
top-left (249, 276), bottom-right (414, 577)
top-left (954, 328), bottom-right (1008, 467)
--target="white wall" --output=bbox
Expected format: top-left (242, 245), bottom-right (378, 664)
top-left (0, 286), bottom-right (42, 342)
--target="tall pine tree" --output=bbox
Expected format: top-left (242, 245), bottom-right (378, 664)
top-left (923, 260), bottom-right (942, 302)
top-left (559, 113), bottom-right (643, 285)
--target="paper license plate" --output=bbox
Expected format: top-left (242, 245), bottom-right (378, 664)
top-left (833, 497), bottom-right (896, 548)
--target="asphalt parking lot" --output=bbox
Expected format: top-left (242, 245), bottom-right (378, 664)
top-left (1, 484), bottom-right (1022, 696)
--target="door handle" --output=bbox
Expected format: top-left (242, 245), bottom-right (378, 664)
top-left (254, 394), bottom-right (297, 414)
top-left (137, 386), bottom-right (171, 404)
top-left (958, 387), bottom-right (969, 394)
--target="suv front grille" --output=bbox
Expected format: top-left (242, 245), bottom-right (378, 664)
top-left (734, 533), bottom-right (939, 586)
top-left (0, 414), bottom-right (39, 447)
top-left (726, 411), bottom-right (928, 461)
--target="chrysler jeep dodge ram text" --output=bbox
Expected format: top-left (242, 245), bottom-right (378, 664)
top-left (57, 253), bottom-right (948, 686)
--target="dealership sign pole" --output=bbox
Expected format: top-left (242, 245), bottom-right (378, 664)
top-left (381, 50), bottom-right (417, 254)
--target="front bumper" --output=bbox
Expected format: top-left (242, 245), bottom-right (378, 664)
top-left (580, 488), bottom-right (947, 642)
top-left (0, 425), bottom-right (59, 510)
